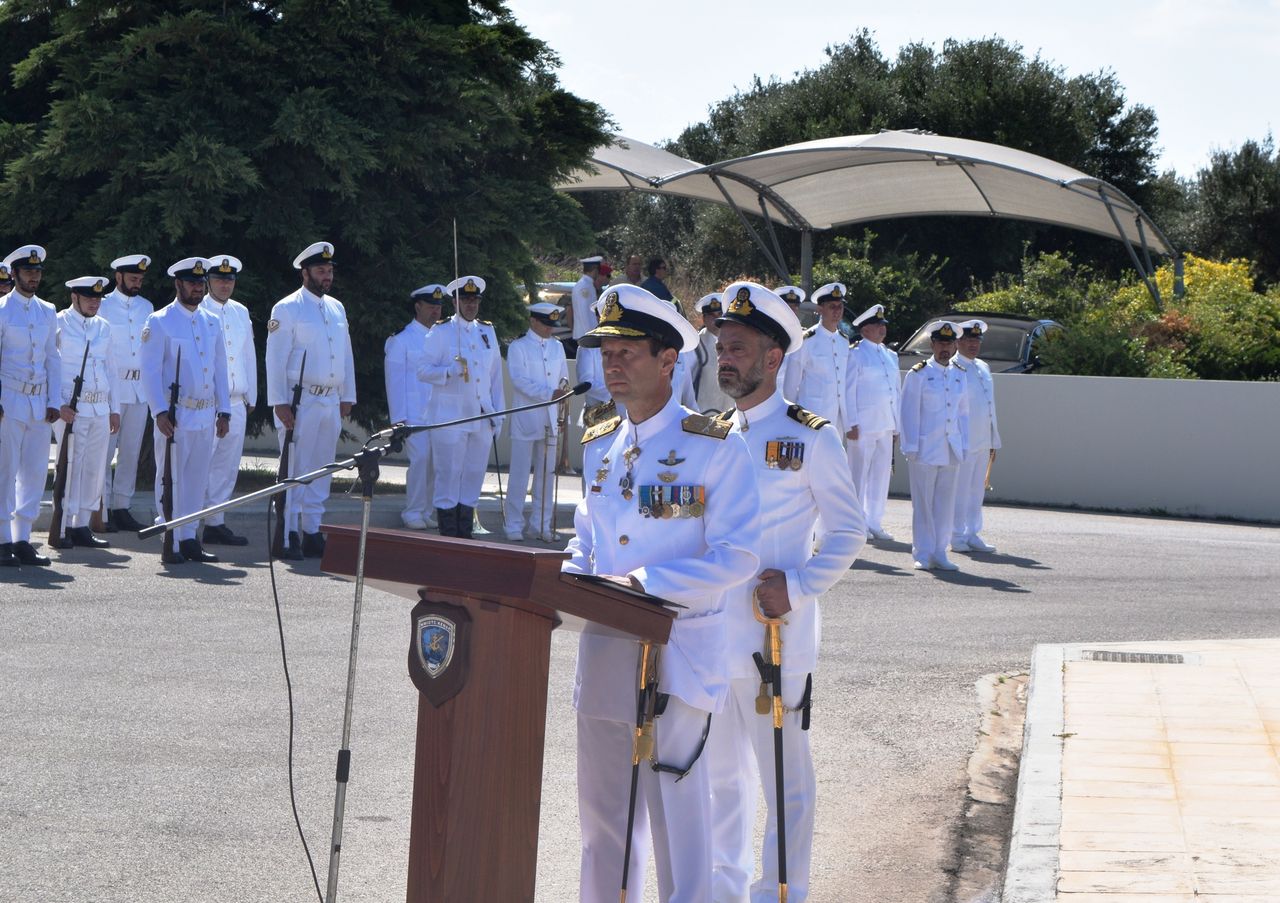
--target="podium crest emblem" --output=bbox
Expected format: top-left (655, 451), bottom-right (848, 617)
top-left (408, 596), bottom-right (473, 706)
top-left (418, 614), bottom-right (456, 678)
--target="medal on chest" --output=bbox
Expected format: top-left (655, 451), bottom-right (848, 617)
top-left (765, 438), bottom-right (805, 471)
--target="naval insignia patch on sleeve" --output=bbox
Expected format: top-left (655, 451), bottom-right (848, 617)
top-left (268, 318), bottom-right (281, 333)
top-left (785, 404), bottom-right (830, 430)
top-left (681, 413), bottom-right (731, 439)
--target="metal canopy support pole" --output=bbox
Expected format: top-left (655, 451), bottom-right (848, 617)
top-left (1133, 216), bottom-right (1162, 292)
top-left (800, 229), bottom-right (814, 297)
top-left (757, 195), bottom-right (790, 281)
top-left (710, 174), bottom-right (791, 283)
top-left (1098, 189), bottom-right (1162, 310)
top-left (1173, 256), bottom-right (1186, 299)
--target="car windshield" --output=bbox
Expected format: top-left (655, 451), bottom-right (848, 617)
top-left (902, 321), bottom-right (1028, 361)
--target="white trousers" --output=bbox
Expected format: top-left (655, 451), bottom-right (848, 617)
top-left (401, 431), bottom-right (435, 521)
top-left (431, 424), bottom-right (491, 510)
top-left (0, 413), bottom-right (53, 542)
top-left (908, 460), bottom-right (959, 565)
top-left (275, 400), bottom-right (341, 534)
top-left (104, 401), bottom-right (149, 509)
top-left (203, 401), bottom-right (247, 526)
top-left (708, 674), bottom-right (816, 903)
top-left (577, 696), bottom-right (714, 903)
top-left (152, 426), bottom-right (216, 542)
top-left (503, 435), bottom-right (556, 536)
top-left (52, 415), bottom-right (111, 529)
top-left (953, 446), bottom-right (991, 543)
top-left (846, 429), bottom-right (894, 532)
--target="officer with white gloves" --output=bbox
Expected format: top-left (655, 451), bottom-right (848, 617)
top-left (899, 321), bottom-right (969, 571)
top-left (141, 257), bottom-right (231, 565)
top-left (563, 283), bottom-right (761, 903)
top-left (502, 301), bottom-right (568, 541)
top-left (708, 281), bottom-right (866, 903)
top-left (265, 241), bottom-right (357, 560)
top-left (199, 254), bottom-right (256, 547)
top-left (51, 277), bottom-right (121, 550)
top-left (419, 276), bottom-right (504, 538)
top-left (845, 303), bottom-right (902, 541)
top-left (952, 319), bottom-right (1002, 553)
top-left (0, 245), bottom-right (61, 567)
top-left (784, 282), bottom-right (851, 437)
top-left (385, 284), bottom-right (445, 530)
top-left (98, 253), bottom-right (155, 534)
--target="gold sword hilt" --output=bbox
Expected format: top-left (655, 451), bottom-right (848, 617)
top-left (752, 588), bottom-right (787, 729)
top-left (633, 642), bottom-right (659, 763)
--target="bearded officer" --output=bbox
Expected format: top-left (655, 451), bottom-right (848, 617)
top-left (199, 254), bottom-right (255, 546)
top-left (783, 282), bottom-right (851, 439)
top-left (385, 283), bottom-right (445, 530)
top-left (708, 281), bottom-right (865, 903)
top-left (0, 263), bottom-right (14, 295)
top-left (0, 245), bottom-right (60, 567)
top-left (502, 301), bottom-right (568, 541)
top-left (951, 319), bottom-right (1001, 553)
top-left (141, 257), bottom-right (231, 564)
top-left (563, 283), bottom-right (761, 903)
top-left (845, 303), bottom-right (902, 541)
top-left (98, 253), bottom-right (155, 533)
top-left (52, 278), bottom-right (121, 549)
top-left (899, 321), bottom-right (969, 571)
top-left (265, 241), bottom-right (356, 559)
top-left (419, 276), bottom-right (503, 538)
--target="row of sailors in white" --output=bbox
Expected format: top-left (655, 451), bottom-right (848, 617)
top-left (562, 281), bottom-right (866, 902)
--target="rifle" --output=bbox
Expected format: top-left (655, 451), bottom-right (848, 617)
top-left (161, 347), bottom-right (182, 561)
top-left (48, 342), bottom-right (91, 548)
top-left (271, 351), bottom-right (306, 557)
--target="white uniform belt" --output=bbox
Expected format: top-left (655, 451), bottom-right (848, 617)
top-left (80, 391), bottom-right (109, 404)
top-left (119, 368), bottom-right (141, 380)
top-left (306, 384), bottom-right (337, 397)
top-left (15, 381), bottom-right (45, 396)
top-left (178, 396), bottom-right (215, 411)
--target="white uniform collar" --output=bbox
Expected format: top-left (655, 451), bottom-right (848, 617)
top-left (172, 299), bottom-right (199, 319)
top-left (624, 387), bottom-right (683, 441)
top-left (927, 356), bottom-right (954, 372)
top-left (301, 286), bottom-right (325, 305)
top-left (408, 319), bottom-right (430, 335)
top-left (733, 384), bottom-right (786, 423)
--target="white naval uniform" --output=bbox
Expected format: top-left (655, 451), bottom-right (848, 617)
top-left (785, 325), bottom-right (851, 436)
top-left (419, 315), bottom-right (503, 510)
top-left (265, 286), bottom-right (357, 534)
top-left (98, 288), bottom-right (154, 511)
top-left (707, 389), bottom-right (865, 903)
top-left (691, 327), bottom-right (733, 414)
top-left (899, 357), bottom-right (969, 567)
top-left (672, 350), bottom-right (698, 410)
top-left (52, 310), bottom-right (118, 530)
top-left (952, 355), bottom-right (1001, 546)
top-left (200, 294), bottom-right (257, 527)
top-left (563, 391), bottom-right (761, 903)
top-left (140, 301), bottom-right (231, 542)
top-left (502, 329), bottom-right (567, 538)
top-left (384, 319), bottom-right (436, 525)
top-left (845, 339), bottom-right (902, 533)
top-left (0, 291), bottom-right (60, 543)
top-left (571, 273), bottom-right (598, 341)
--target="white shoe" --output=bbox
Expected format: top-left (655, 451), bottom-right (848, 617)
top-left (538, 532), bottom-right (557, 543)
top-left (869, 527), bottom-right (895, 541)
top-left (967, 536), bottom-right (997, 552)
top-left (401, 515), bottom-right (428, 530)
top-left (912, 558), bottom-right (931, 570)
top-left (425, 513), bottom-right (437, 528)
top-left (505, 533), bottom-right (524, 542)
top-left (951, 538), bottom-right (971, 552)
top-left (932, 556), bottom-right (960, 571)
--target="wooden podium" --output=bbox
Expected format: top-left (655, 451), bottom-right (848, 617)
top-left (321, 525), bottom-right (676, 903)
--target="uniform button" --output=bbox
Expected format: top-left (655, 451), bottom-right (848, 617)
top-left (619, 535), bottom-right (630, 545)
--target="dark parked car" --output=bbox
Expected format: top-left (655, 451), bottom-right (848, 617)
top-left (894, 312), bottom-right (1062, 373)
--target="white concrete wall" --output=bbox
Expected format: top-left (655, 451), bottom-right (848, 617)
top-left (247, 367), bottom-right (1280, 523)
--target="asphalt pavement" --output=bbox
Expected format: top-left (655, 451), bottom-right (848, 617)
top-left (1, 483), bottom-right (1277, 903)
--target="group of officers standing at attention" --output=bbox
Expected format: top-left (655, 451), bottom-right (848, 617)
top-left (0, 240), bottom-right (355, 567)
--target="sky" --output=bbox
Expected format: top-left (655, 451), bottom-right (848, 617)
top-left (506, 0), bottom-right (1278, 177)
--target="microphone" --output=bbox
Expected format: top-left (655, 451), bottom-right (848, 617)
top-left (365, 382), bottom-right (592, 445)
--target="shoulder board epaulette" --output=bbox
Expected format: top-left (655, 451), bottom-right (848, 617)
top-left (479, 319), bottom-right (493, 326)
top-left (952, 361), bottom-right (966, 372)
top-left (802, 326), bottom-right (818, 339)
top-left (581, 415), bottom-right (622, 444)
top-left (682, 413), bottom-right (731, 439)
top-left (786, 404), bottom-right (829, 430)
top-left (714, 408), bottom-right (736, 423)
top-left (910, 361), bottom-right (927, 372)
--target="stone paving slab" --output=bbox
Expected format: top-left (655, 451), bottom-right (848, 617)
top-left (1004, 638), bottom-right (1280, 902)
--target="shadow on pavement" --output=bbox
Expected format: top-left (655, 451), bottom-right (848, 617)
top-left (158, 565), bottom-right (250, 585)
top-left (851, 559), bottom-right (914, 577)
top-left (929, 570), bottom-right (1030, 593)
top-left (962, 551), bottom-right (1050, 570)
top-left (2, 568), bottom-right (76, 589)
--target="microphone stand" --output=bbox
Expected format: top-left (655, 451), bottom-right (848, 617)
top-left (137, 381), bottom-right (591, 903)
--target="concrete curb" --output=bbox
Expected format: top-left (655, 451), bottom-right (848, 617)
top-left (1001, 643), bottom-right (1065, 903)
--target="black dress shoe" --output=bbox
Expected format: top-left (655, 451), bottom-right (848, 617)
top-left (162, 546), bottom-right (186, 564)
top-left (301, 531), bottom-right (326, 558)
top-left (203, 524), bottom-right (249, 547)
top-left (455, 505), bottom-right (474, 540)
top-left (13, 541), bottom-right (51, 566)
top-left (69, 527), bottom-right (110, 548)
top-left (436, 507), bottom-right (457, 538)
top-left (281, 531), bottom-right (305, 561)
top-left (0, 543), bottom-right (20, 567)
top-left (53, 533), bottom-right (76, 550)
top-left (110, 508), bottom-right (147, 533)
top-left (91, 510), bottom-right (118, 533)
top-left (179, 539), bottom-right (219, 563)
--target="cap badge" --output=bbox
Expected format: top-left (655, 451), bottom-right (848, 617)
top-left (94, 279), bottom-right (105, 292)
top-left (728, 286), bottom-right (755, 316)
top-left (28, 250), bottom-right (40, 264)
top-left (782, 291), bottom-right (798, 302)
top-left (218, 259), bottom-right (233, 273)
top-left (830, 287), bottom-right (843, 299)
top-left (321, 246), bottom-right (333, 260)
top-left (464, 278), bottom-right (478, 292)
top-left (600, 292), bottom-right (623, 323)
top-left (192, 262), bottom-right (206, 276)
top-left (432, 288), bottom-right (443, 300)
top-left (137, 259), bottom-right (147, 271)
top-left (549, 308), bottom-right (562, 321)
top-left (938, 324), bottom-right (956, 339)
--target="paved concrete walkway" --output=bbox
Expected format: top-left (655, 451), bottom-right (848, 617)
top-left (1005, 638), bottom-right (1280, 902)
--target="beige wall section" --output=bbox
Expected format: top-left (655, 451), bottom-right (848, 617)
top-left (248, 364), bottom-right (1278, 523)
top-left (887, 373), bottom-right (1280, 522)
